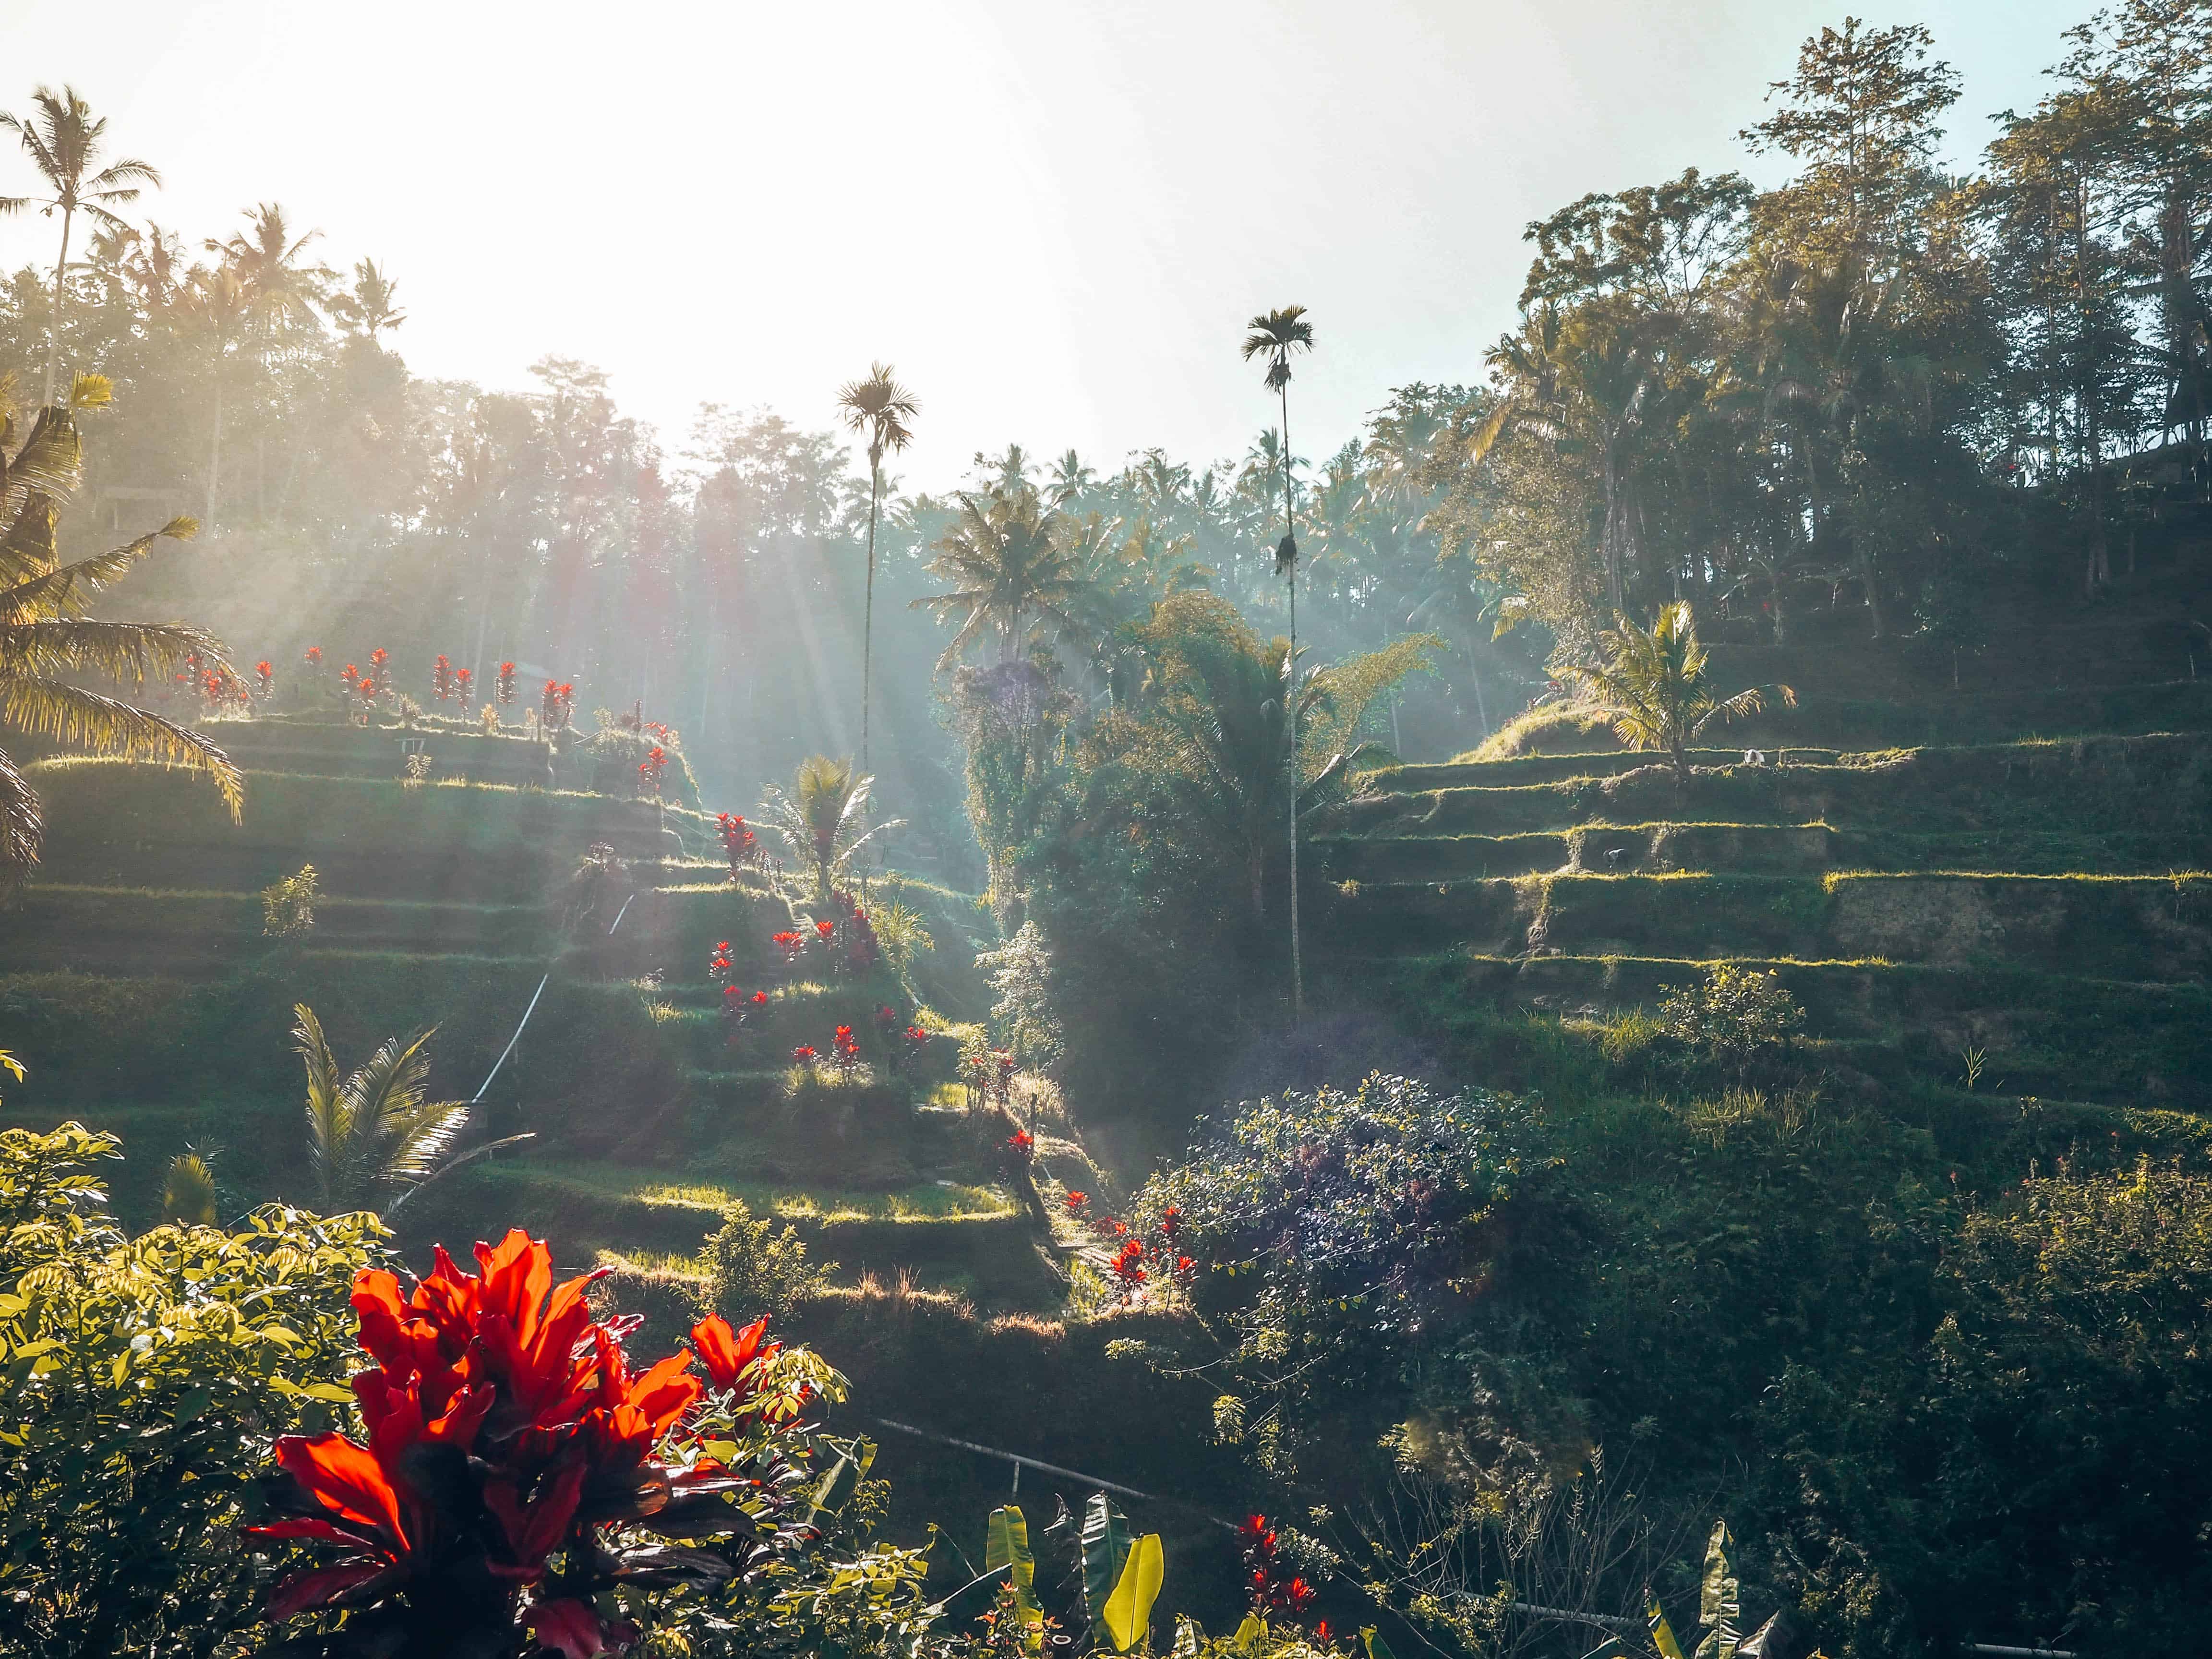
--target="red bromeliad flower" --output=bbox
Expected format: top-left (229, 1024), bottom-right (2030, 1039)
top-left (249, 1230), bottom-right (817, 1658)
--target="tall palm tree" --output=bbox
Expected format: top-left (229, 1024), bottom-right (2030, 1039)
top-left (0, 86), bottom-right (162, 406)
top-left (1241, 304), bottom-right (1315, 1017)
top-left (835, 363), bottom-right (918, 771)
top-left (180, 265), bottom-right (249, 532)
top-left (209, 204), bottom-right (331, 522)
top-left (1046, 447), bottom-right (1095, 506)
top-left (328, 257), bottom-right (406, 339)
top-left (914, 487), bottom-right (1094, 668)
top-left (0, 374), bottom-right (241, 883)
top-left (760, 755), bottom-right (903, 899)
top-left (1555, 601), bottom-right (1793, 783)
top-left (294, 1004), bottom-right (470, 1214)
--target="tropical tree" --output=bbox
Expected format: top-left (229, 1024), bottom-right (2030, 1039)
top-left (1555, 601), bottom-right (1793, 781)
top-left (836, 363), bottom-right (918, 771)
top-left (915, 486), bottom-right (1093, 668)
top-left (1241, 304), bottom-right (1315, 1014)
top-left (0, 85), bottom-right (162, 405)
top-left (0, 374), bottom-right (241, 882)
top-left (208, 203), bottom-right (331, 522)
top-left (327, 255), bottom-right (405, 339)
top-left (293, 1002), bottom-right (470, 1214)
top-left (760, 754), bottom-right (903, 899)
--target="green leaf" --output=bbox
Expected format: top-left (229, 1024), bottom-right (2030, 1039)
top-left (985, 1504), bottom-right (1040, 1622)
top-left (1232, 1611), bottom-right (1267, 1652)
top-left (172, 1386), bottom-right (211, 1425)
top-left (1362, 1628), bottom-right (1399, 1659)
top-left (1081, 1491), bottom-right (1133, 1633)
top-left (1102, 1532), bottom-right (1164, 1653)
top-left (300, 1382), bottom-right (357, 1404)
top-left (1692, 1519), bottom-right (1740, 1659)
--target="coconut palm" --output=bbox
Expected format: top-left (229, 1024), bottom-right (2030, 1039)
top-left (0, 85), bottom-right (162, 405)
top-left (180, 265), bottom-right (249, 530)
top-left (1241, 304), bottom-right (1315, 1016)
top-left (327, 257), bottom-right (405, 339)
top-left (158, 1151), bottom-right (218, 1226)
top-left (0, 374), bottom-right (241, 882)
top-left (1046, 447), bottom-right (1095, 506)
top-left (835, 363), bottom-right (918, 771)
top-left (1555, 601), bottom-right (1794, 782)
top-left (760, 755), bottom-right (904, 900)
top-left (914, 487), bottom-right (1094, 669)
top-left (294, 1003), bottom-right (471, 1215)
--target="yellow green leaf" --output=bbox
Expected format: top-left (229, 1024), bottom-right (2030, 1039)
top-left (1102, 1532), bottom-right (1164, 1653)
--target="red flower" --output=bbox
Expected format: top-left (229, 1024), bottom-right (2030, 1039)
top-left (1160, 1205), bottom-right (1181, 1237)
top-left (815, 919), bottom-right (835, 939)
top-left (305, 646), bottom-right (322, 664)
top-left (1064, 1191), bottom-right (1088, 1211)
top-left (752, 990), bottom-right (768, 1005)
top-left (248, 1431), bottom-right (426, 1618)
top-left (792, 1046), bottom-right (817, 1063)
top-left (690, 1313), bottom-right (779, 1392)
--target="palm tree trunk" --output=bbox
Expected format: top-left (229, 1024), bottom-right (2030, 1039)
top-left (1282, 382), bottom-right (1303, 1022)
top-left (861, 462), bottom-right (880, 771)
top-left (43, 207), bottom-right (74, 407)
top-left (206, 374), bottom-right (225, 533)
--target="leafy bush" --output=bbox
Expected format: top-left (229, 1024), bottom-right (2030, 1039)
top-left (698, 1197), bottom-right (834, 1322)
top-left (977, 920), bottom-right (1063, 1070)
top-left (1659, 963), bottom-right (1804, 1069)
top-left (261, 861), bottom-right (319, 937)
top-left (0, 1122), bottom-right (388, 1656)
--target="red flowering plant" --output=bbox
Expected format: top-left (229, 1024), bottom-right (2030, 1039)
top-left (306, 645), bottom-right (324, 668)
top-left (708, 942), bottom-right (735, 990)
top-left (368, 647), bottom-right (390, 693)
top-left (829, 1025), bottom-right (862, 1080)
top-left (715, 813), bottom-right (764, 880)
top-left (1006, 1130), bottom-right (1034, 1165)
top-left (900, 1024), bottom-right (930, 1071)
top-left (637, 747), bottom-right (668, 800)
top-left (770, 931), bottom-right (805, 969)
top-left (541, 681), bottom-right (577, 732)
top-left (432, 654), bottom-right (454, 703)
top-left (457, 667), bottom-right (473, 703)
top-left (498, 662), bottom-right (517, 707)
top-left (1238, 1514), bottom-right (1319, 1625)
top-left (256, 660), bottom-right (275, 698)
top-left (245, 1230), bottom-right (901, 1658)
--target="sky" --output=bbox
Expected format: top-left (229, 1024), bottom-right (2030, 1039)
top-left (1, 0), bottom-right (2092, 490)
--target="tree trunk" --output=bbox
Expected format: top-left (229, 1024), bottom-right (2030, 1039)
top-left (205, 375), bottom-right (225, 533)
top-left (42, 208), bottom-right (72, 407)
top-left (1282, 382), bottom-right (1303, 1022)
top-left (861, 457), bottom-right (880, 772)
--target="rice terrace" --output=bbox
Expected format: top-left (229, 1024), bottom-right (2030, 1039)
top-left (1, 2), bottom-right (2210, 1656)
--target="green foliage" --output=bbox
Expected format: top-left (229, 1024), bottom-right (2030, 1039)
top-left (1077, 1492), bottom-right (1133, 1637)
top-left (1555, 604), bottom-right (1790, 779)
top-left (872, 897), bottom-right (937, 975)
top-left (0, 1121), bottom-right (387, 1656)
top-left (977, 921), bottom-right (1063, 1071)
top-left (258, 860), bottom-right (317, 937)
top-left (697, 1196), bottom-right (833, 1322)
top-left (293, 1000), bottom-right (470, 1213)
top-left (1658, 963), bottom-right (1805, 1069)
top-left (764, 756), bottom-right (903, 899)
top-left (157, 1149), bottom-right (217, 1226)
top-left (1100, 1531), bottom-right (1164, 1653)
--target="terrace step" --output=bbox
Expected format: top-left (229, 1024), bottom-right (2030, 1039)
top-left (1319, 870), bottom-right (2212, 978)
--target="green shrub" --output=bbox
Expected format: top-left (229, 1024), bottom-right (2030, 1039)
top-left (259, 862), bottom-right (318, 937)
top-left (697, 1197), bottom-right (834, 1322)
top-left (1659, 962), bottom-right (1805, 1069)
top-left (0, 1122), bottom-right (387, 1655)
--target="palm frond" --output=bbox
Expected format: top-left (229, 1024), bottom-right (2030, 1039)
top-left (294, 1004), bottom-right (349, 1212)
top-left (0, 743), bottom-right (39, 872)
top-left (0, 679), bottom-right (242, 821)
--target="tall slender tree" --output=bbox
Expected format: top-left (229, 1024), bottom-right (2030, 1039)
top-left (1242, 304), bottom-right (1315, 1018)
top-left (835, 363), bottom-right (918, 770)
top-left (0, 85), bottom-right (161, 406)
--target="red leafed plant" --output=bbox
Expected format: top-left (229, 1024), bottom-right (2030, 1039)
top-left (255, 660), bottom-right (275, 697)
top-left (770, 931), bottom-right (804, 968)
top-left (432, 654), bottom-right (454, 702)
top-left (246, 1230), bottom-right (844, 1658)
top-left (1238, 1513), bottom-right (1318, 1623)
top-left (637, 747), bottom-right (667, 800)
top-left (830, 1025), bottom-right (861, 1079)
top-left (498, 661), bottom-right (517, 707)
top-left (305, 646), bottom-right (323, 667)
top-left (715, 813), bottom-right (763, 880)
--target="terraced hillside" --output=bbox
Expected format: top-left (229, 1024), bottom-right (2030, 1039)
top-left (1315, 730), bottom-right (2212, 1110)
top-left (0, 719), bottom-right (1058, 1309)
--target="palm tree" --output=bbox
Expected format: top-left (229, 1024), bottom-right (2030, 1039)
top-left (180, 265), bottom-right (249, 531)
top-left (760, 755), bottom-right (903, 899)
top-left (1, 374), bottom-right (241, 882)
top-left (1555, 601), bottom-right (1793, 783)
top-left (328, 257), bottom-right (405, 339)
top-left (835, 364), bottom-right (918, 772)
top-left (158, 1151), bottom-right (219, 1226)
top-left (914, 487), bottom-right (1094, 668)
top-left (1241, 304), bottom-right (1315, 1017)
top-left (294, 1004), bottom-right (470, 1215)
top-left (209, 204), bottom-right (330, 522)
top-left (0, 86), bottom-right (162, 406)
top-left (1046, 447), bottom-right (1095, 506)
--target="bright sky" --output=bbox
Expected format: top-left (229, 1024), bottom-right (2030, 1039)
top-left (3, 0), bottom-right (2089, 489)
